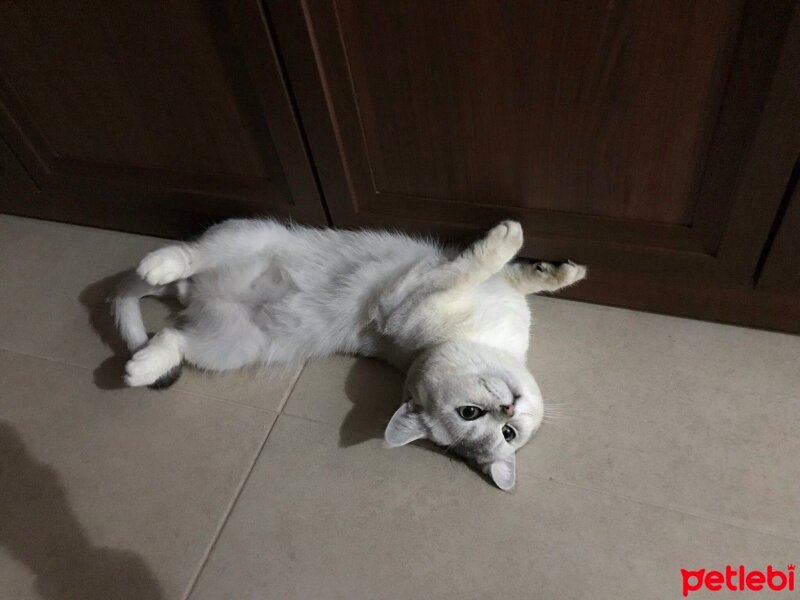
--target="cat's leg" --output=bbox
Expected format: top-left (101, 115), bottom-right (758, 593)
top-left (431, 220), bottom-right (524, 291)
top-left (124, 301), bottom-right (270, 387)
top-left (137, 219), bottom-right (288, 286)
top-left (503, 259), bottom-right (587, 294)
top-left (124, 327), bottom-right (186, 388)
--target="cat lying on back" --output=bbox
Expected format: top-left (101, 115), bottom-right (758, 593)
top-left (113, 219), bottom-right (586, 490)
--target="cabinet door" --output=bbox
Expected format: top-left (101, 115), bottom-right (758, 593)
top-left (0, 1), bottom-right (325, 237)
top-left (271, 0), bottom-right (800, 331)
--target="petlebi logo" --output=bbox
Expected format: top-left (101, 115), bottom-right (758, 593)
top-left (681, 564), bottom-right (795, 596)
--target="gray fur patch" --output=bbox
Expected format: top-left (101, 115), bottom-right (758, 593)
top-left (451, 433), bottom-right (495, 462)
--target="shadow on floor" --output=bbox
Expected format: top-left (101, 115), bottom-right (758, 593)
top-left (79, 272), bottom-right (180, 391)
top-left (339, 358), bottom-right (480, 475)
top-left (339, 358), bottom-right (404, 448)
top-left (0, 420), bottom-right (163, 600)
top-left (79, 272), bottom-right (130, 391)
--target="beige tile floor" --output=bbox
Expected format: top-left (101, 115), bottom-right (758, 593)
top-left (1, 214), bottom-right (799, 600)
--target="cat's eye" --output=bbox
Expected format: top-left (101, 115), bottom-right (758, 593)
top-left (457, 405), bottom-right (485, 420)
top-left (502, 425), bottom-right (517, 442)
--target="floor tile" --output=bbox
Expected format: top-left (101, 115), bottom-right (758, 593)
top-left (524, 408), bottom-right (800, 540)
top-left (282, 355), bottom-right (403, 441)
top-left (0, 215), bottom-right (163, 369)
top-left (523, 298), bottom-right (800, 538)
top-left (175, 363), bottom-right (303, 411)
top-left (528, 296), bottom-right (800, 399)
top-left (189, 415), bottom-right (800, 600)
top-left (0, 349), bottom-right (275, 600)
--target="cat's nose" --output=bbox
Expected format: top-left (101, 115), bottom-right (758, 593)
top-left (501, 404), bottom-right (515, 416)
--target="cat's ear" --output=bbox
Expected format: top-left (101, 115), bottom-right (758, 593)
top-left (384, 402), bottom-right (426, 447)
top-left (489, 455), bottom-right (516, 491)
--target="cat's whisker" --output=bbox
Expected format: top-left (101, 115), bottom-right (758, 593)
top-left (543, 410), bottom-right (574, 418)
top-left (542, 415), bottom-right (571, 423)
top-left (542, 410), bottom-right (570, 417)
top-left (543, 406), bottom-right (576, 415)
top-left (543, 417), bottom-right (573, 424)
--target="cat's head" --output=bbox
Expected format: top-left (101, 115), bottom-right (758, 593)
top-left (384, 341), bottom-right (543, 490)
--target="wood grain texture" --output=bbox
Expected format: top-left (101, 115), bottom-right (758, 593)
top-left (0, 1), bottom-right (267, 178)
top-left (0, 0), bottom-right (327, 233)
top-left (333, 0), bottom-right (739, 224)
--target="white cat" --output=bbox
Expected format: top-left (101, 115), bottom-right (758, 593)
top-left (113, 219), bottom-right (586, 489)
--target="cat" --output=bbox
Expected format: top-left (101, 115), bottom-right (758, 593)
top-left (112, 219), bottom-right (586, 489)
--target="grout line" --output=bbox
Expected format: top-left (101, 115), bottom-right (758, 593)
top-left (279, 408), bottom-right (386, 431)
top-left (275, 363), bottom-right (306, 414)
top-left (525, 472), bottom-right (800, 546)
top-left (180, 370), bottom-right (305, 600)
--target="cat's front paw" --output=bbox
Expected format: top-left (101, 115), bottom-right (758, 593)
top-left (556, 261), bottom-right (587, 286)
top-left (137, 246), bottom-right (192, 285)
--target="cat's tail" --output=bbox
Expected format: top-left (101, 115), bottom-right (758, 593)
top-left (111, 271), bottom-right (182, 352)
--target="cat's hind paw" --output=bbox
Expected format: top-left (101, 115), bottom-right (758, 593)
top-left (124, 330), bottom-right (184, 387)
top-left (137, 246), bottom-right (192, 285)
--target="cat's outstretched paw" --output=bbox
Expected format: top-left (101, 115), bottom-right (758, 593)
top-left (504, 258), bottom-right (587, 294)
top-left (557, 261), bottom-right (587, 287)
top-left (480, 220), bottom-right (524, 265)
top-left (137, 246), bottom-right (192, 285)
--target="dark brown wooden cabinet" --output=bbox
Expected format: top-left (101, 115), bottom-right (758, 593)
top-left (1, 1), bottom-right (799, 332)
top-left (0, 0), bottom-right (326, 237)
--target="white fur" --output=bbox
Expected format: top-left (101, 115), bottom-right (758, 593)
top-left (112, 219), bottom-right (587, 489)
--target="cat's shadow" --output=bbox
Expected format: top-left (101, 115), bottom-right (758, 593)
top-left (339, 358), bottom-right (404, 448)
top-left (79, 271), bottom-right (179, 391)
